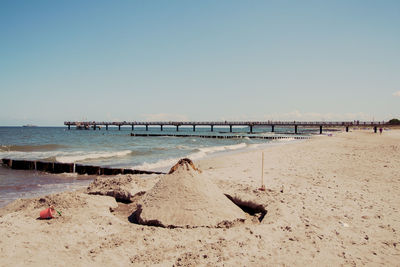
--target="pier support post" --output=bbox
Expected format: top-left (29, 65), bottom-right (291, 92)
top-left (118, 125), bottom-right (121, 131)
top-left (68, 125), bottom-right (70, 130)
top-left (346, 126), bottom-right (349, 132)
top-left (193, 125), bottom-right (196, 132)
top-left (295, 125), bottom-right (298, 134)
top-left (160, 125), bottom-right (163, 131)
top-left (374, 126), bottom-right (377, 133)
top-left (319, 125), bottom-right (322, 134)
top-left (146, 125), bottom-right (148, 131)
top-left (176, 125), bottom-right (179, 132)
top-left (131, 125), bottom-right (134, 131)
top-left (249, 125), bottom-right (253, 133)
top-left (211, 125), bottom-right (214, 132)
top-left (271, 125), bottom-right (274, 132)
top-left (94, 125), bottom-right (96, 130)
top-left (230, 125), bottom-right (232, 132)
top-left (106, 125), bottom-right (108, 130)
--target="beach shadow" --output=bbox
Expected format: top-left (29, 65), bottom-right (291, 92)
top-left (36, 217), bottom-right (52, 220)
top-left (224, 194), bottom-right (267, 222)
top-left (128, 206), bottom-right (166, 227)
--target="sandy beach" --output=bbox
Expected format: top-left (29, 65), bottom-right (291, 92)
top-left (0, 130), bottom-right (399, 266)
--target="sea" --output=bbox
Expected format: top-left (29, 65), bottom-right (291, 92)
top-left (0, 125), bottom-right (313, 207)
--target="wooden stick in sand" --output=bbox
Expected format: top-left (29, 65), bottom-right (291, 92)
top-left (259, 152), bottom-right (266, 191)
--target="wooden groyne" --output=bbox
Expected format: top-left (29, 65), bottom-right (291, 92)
top-left (64, 120), bottom-right (388, 134)
top-left (130, 133), bottom-right (310, 140)
top-left (1, 158), bottom-right (165, 175)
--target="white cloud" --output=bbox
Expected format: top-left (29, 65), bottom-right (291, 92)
top-left (262, 110), bottom-right (372, 121)
top-left (393, 91), bottom-right (400, 97)
top-left (226, 110), bottom-right (374, 122)
top-left (141, 113), bottom-right (189, 122)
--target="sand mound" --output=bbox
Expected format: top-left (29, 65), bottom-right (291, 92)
top-left (168, 158), bottom-right (201, 174)
top-left (0, 191), bottom-right (118, 224)
top-left (132, 159), bottom-right (246, 228)
top-left (86, 175), bottom-right (158, 203)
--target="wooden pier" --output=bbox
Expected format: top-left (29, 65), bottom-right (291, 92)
top-left (65, 121), bottom-right (388, 134)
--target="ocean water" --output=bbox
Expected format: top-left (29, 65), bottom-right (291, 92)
top-left (0, 126), bottom-right (311, 207)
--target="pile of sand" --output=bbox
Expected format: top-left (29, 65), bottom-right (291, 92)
top-left (86, 174), bottom-right (158, 203)
top-left (132, 159), bottom-right (246, 228)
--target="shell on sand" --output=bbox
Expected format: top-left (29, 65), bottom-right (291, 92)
top-left (133, 162), bottom-right (246, 228)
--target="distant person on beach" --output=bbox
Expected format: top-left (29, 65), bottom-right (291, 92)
top-left (379, 128), bottom-right (383, 134)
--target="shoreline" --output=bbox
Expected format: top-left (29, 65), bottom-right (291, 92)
top-left (0, 136), bottom-right (301, 208)
top-left (1, 129), bottom-right (399, 265)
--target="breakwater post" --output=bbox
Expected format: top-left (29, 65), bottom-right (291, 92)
top-left (130, 133), bottom-right (310, 140)
top-left (1, 158), bottom-right (165, 176)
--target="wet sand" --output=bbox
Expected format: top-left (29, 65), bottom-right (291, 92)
top-left (0, 130), bottom-right (399, 266)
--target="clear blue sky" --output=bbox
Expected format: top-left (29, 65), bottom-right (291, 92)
top-left (1, 0), bottom-right (399, 126)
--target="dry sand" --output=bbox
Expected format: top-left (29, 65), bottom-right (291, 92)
top-left (0, 130), bottom-right (399, 266)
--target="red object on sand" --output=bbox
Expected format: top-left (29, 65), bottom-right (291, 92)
top-left (40, 208), bottom-right (55, 219)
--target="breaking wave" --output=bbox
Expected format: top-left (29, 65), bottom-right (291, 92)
top-left (0, 144), bottom-right (68, 152)
top-left (0, 150), bottom-right (135, 163)
top-left (56, 150), bottom-right (133, 163)
top-left (132, 142), bottom-right (249, 171)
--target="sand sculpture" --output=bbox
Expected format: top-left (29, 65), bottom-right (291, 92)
top-left (132, 159), bottom-right (246, 228)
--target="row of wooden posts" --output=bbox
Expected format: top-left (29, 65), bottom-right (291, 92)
top-left (1, 158), bottom-right (164, 175)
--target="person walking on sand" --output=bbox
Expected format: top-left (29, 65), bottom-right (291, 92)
top-left (379, 128), bottom-right (383, 134)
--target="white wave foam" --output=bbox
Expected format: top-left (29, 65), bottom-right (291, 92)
top-left (132, 143), bottom-right (248, 171)
top-left (176, 145), bottom-right (191, 150)
top-left (0, 151), bottom-right (64, 160)
top-left (196, 142), bottom-right (247, 154)
top-left (56, 150), bottom-right (132, 163)
top-left (0, 150), bottom-right (133, 163)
